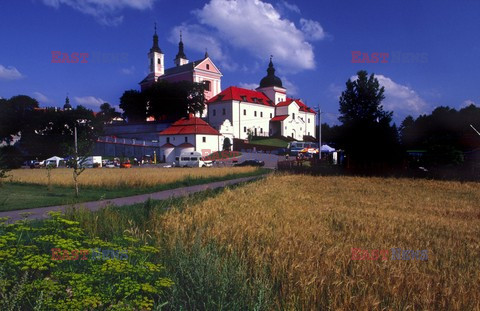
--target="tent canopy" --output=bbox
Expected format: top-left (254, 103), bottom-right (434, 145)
top-left (320, 144), bottom-right (335, 152)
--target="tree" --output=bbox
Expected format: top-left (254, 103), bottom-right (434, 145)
top-left (0, 95), bottom-right (39, 144)
top-left (120, 81), bottom-right (206, 122)
top-left (119, 90), bottom-right (147, 122)
top-left (223, 137), bottom-right (232, 151)
top-left (97, 103), bottom-right (121, 124)
top-left (338, 70), bottom-right (400, 168)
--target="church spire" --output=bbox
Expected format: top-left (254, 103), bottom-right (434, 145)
top-left (204, 48), bottom-right (209, 59)
top-left (64, 94), bottom-right (72, 110)
top-left (175, 31), bottom-right (187, 60)
top-left (174, 30), bottom-right (189, 66)
top-left (150, 22), bottom-right (162, 53)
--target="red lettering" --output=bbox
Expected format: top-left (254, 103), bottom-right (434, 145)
top-left (371, 249), bottom-right (379, 260)
top-left (61, 249), bottom-right (70, 260)
top-left (70, 249), bottom-right (79, 260)
top-left (51, 51), bottom-right (61, 63)
top-left (71, 52), bottom-right (79, 63)
top-left (351, 51), bottom-right (362, 63)
top-left (370, 53), bottom-right (379, 63)
top-left (379, 53), bottom-right (389, 63)
top-left (51, 248), bottom-right (61, 260)
top-left (79, 53), bottom-right (89, 63)
top-left (61, 53), bottom-right (69, 63)
top-left (79, 249), bottom-right (89, 260)
top-left (351, 248), bottom-right (361, 260)
top-left (380, 249), bottom-right (389, 260)
top-left (362, 53), bottom-right (370, 63)
top-left (201, 149), bottom-right (211, 160)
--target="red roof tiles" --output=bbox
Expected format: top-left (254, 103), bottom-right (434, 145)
top-left (271, 115), bottom-right (289, 121)
top-left (277, 98), bottom-right (316, 114)
top-left (207, 86), bottom-right (274, 106)
top-left (159, 116), bottom-right (220, 135)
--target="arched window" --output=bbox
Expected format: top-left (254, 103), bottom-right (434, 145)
top-left (157, 58), bottom-right (161, 64)
top-left (206, 64), bottom-right (210, 70)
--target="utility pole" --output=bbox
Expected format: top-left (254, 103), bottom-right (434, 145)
top-left (74, 126), bottom-right (78, 155)
top-left (317, 104), bottom-right (322, 160)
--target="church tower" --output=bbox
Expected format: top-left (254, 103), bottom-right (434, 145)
top-left (148, 23), bottom-right (164, 79)
top-left (174, 32), bottom-right (189, 67)
top-left (256, 56), bottom-right (287, 105)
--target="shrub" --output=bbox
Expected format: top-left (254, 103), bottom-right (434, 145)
top-left (0, 212), bottom-right (172, 310)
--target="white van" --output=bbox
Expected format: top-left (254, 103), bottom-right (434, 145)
top-left (174, 151), bottom-right (213, 168)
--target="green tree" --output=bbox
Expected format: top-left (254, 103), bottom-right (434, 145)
top-left (119, 90), bottom-right (147, 122)
top-left (223, 137), bottom-right (232, 151)
top-left (97, 102), bottom-right (121, 124)
top-left (338, 70), bottom-right (400, 168)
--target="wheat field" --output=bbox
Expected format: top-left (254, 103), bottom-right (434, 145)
top-left (156, 174), bottom-right (480, 310)
top-left (7, 167), bottom-right (258, 188)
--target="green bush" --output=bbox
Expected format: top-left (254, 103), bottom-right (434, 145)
top-left (0, 212), bottom-right (172, 311)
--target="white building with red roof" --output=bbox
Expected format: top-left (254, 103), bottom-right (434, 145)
top-left (158, 115), bottom-right (226, 163)
top-left (207, 58), bottom-right (316, 141)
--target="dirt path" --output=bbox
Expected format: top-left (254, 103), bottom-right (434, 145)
top-left (0, 175), bottom-right (265, 223)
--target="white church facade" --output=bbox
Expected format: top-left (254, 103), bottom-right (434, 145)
top-left (133, 29), bottom-right (317, 159)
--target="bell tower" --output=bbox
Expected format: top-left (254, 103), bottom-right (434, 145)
top-left (148, 23), bottom-right (164, 79)
top-left (174, 31), bottom-right (189, 67)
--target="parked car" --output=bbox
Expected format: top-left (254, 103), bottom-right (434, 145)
top-left (104, 161), bottom-right (116, 168)
top-left (120, 161), bottom-right (131, 168)
top-left (234, 159), bottom-right (265, 167)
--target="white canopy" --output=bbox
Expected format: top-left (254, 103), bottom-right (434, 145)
top-left (320, 144), bottom-right (335, 152)
top-left (45, 156), bottom-right (63, 162)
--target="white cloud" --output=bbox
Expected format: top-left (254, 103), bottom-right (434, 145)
top-left (120, 66), bottom-right (135, 75)
top-left (32, 92), bottom-right (50, 103)
top-left (277, 1), bottom-right (300, 14)
top-left (41, 0), bottom-right (156, 26)
top-left (280, 76), bottom-right (298, 95)
top-left (0, 64), bottom-right (23, 80)
top-left (169, 24), bottom-right (238, 71)
top-left (238, 82), bottom-right (259, 90)
top-left (191, 0), bottom-right (321, 72)
top-left (461, 99), bottom-right (477, 108)
top-left (300, 18), bottom-right (326, 41)
top-left (348, 74), bottom-right (428, 121)
top-left (74, 96), bottom-right (105, 107)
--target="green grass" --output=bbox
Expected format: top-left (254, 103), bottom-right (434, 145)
top-left (0, 168), bottom-right (270, 212)
top-left (61, 180), bottom-right (274, 311)
top-left (250, 137), bottom-right (289, 148)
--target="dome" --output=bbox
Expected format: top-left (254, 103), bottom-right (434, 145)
top-left (259, 58), bottom-right (283, 88)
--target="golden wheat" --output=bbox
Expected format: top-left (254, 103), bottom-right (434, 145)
top-left (8, 167), bottom-right (257, 188)
top-left (157, 174), bottom-right (480, 310)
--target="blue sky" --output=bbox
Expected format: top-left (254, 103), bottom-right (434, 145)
top-left (1, 0), bottom-right (479, 125)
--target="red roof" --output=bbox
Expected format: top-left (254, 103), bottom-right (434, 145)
top-left (159, 116), bottom-right (220, 136)
top-left (160, 143), bottom-right (175, 148)
top-left (271, 115), bottom-right (289, 121)
top-left (277, 98), bottom-right (316, 114)
top-left (207, 86), bottom-right (274, 107)
top-left (177, 143), bottom-right (194, 148)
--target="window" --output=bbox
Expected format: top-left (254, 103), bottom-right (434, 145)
top-left (204, 80), bottom-right (211, 91)
top-left (254, 111), bottom-right (257, 117)
top-left (213, 109), bottom-right (216, 116)
top-left (184, 137), bottom-right (188, 143)
top-left (260, 128), bottom-right (263, 133)
top-left (292, 113), bottom-right (295, 120)
top-left (166, 137), bottom-right (170, 143)
top-left (222, 108), bottom-right (226, 115)
top-left (206, 64), bottom-right (210, 70)
top-left (202, 137), bottom-right (206, 143)
top-left (244, 126), bottom-right (247, 132)
top-left (308, 132), bottom-right (310, 136)
top-left (308, 118), bottom-right (310, 123)
top-left (270, 113), bottom-right (272, 118)
top-left (260, 112), bottom-right (263, 117)
top-left (157, 58), bottom-right (161, 64)
top-left (285, 126), bottom-right (287, 130)
top-left (243, 109), bottom-right (246, 116)
top-left (241, 96), bottom-right (247, 101)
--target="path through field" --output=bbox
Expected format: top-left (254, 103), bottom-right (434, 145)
top-left (0, 174), bottom-right (266, 222)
